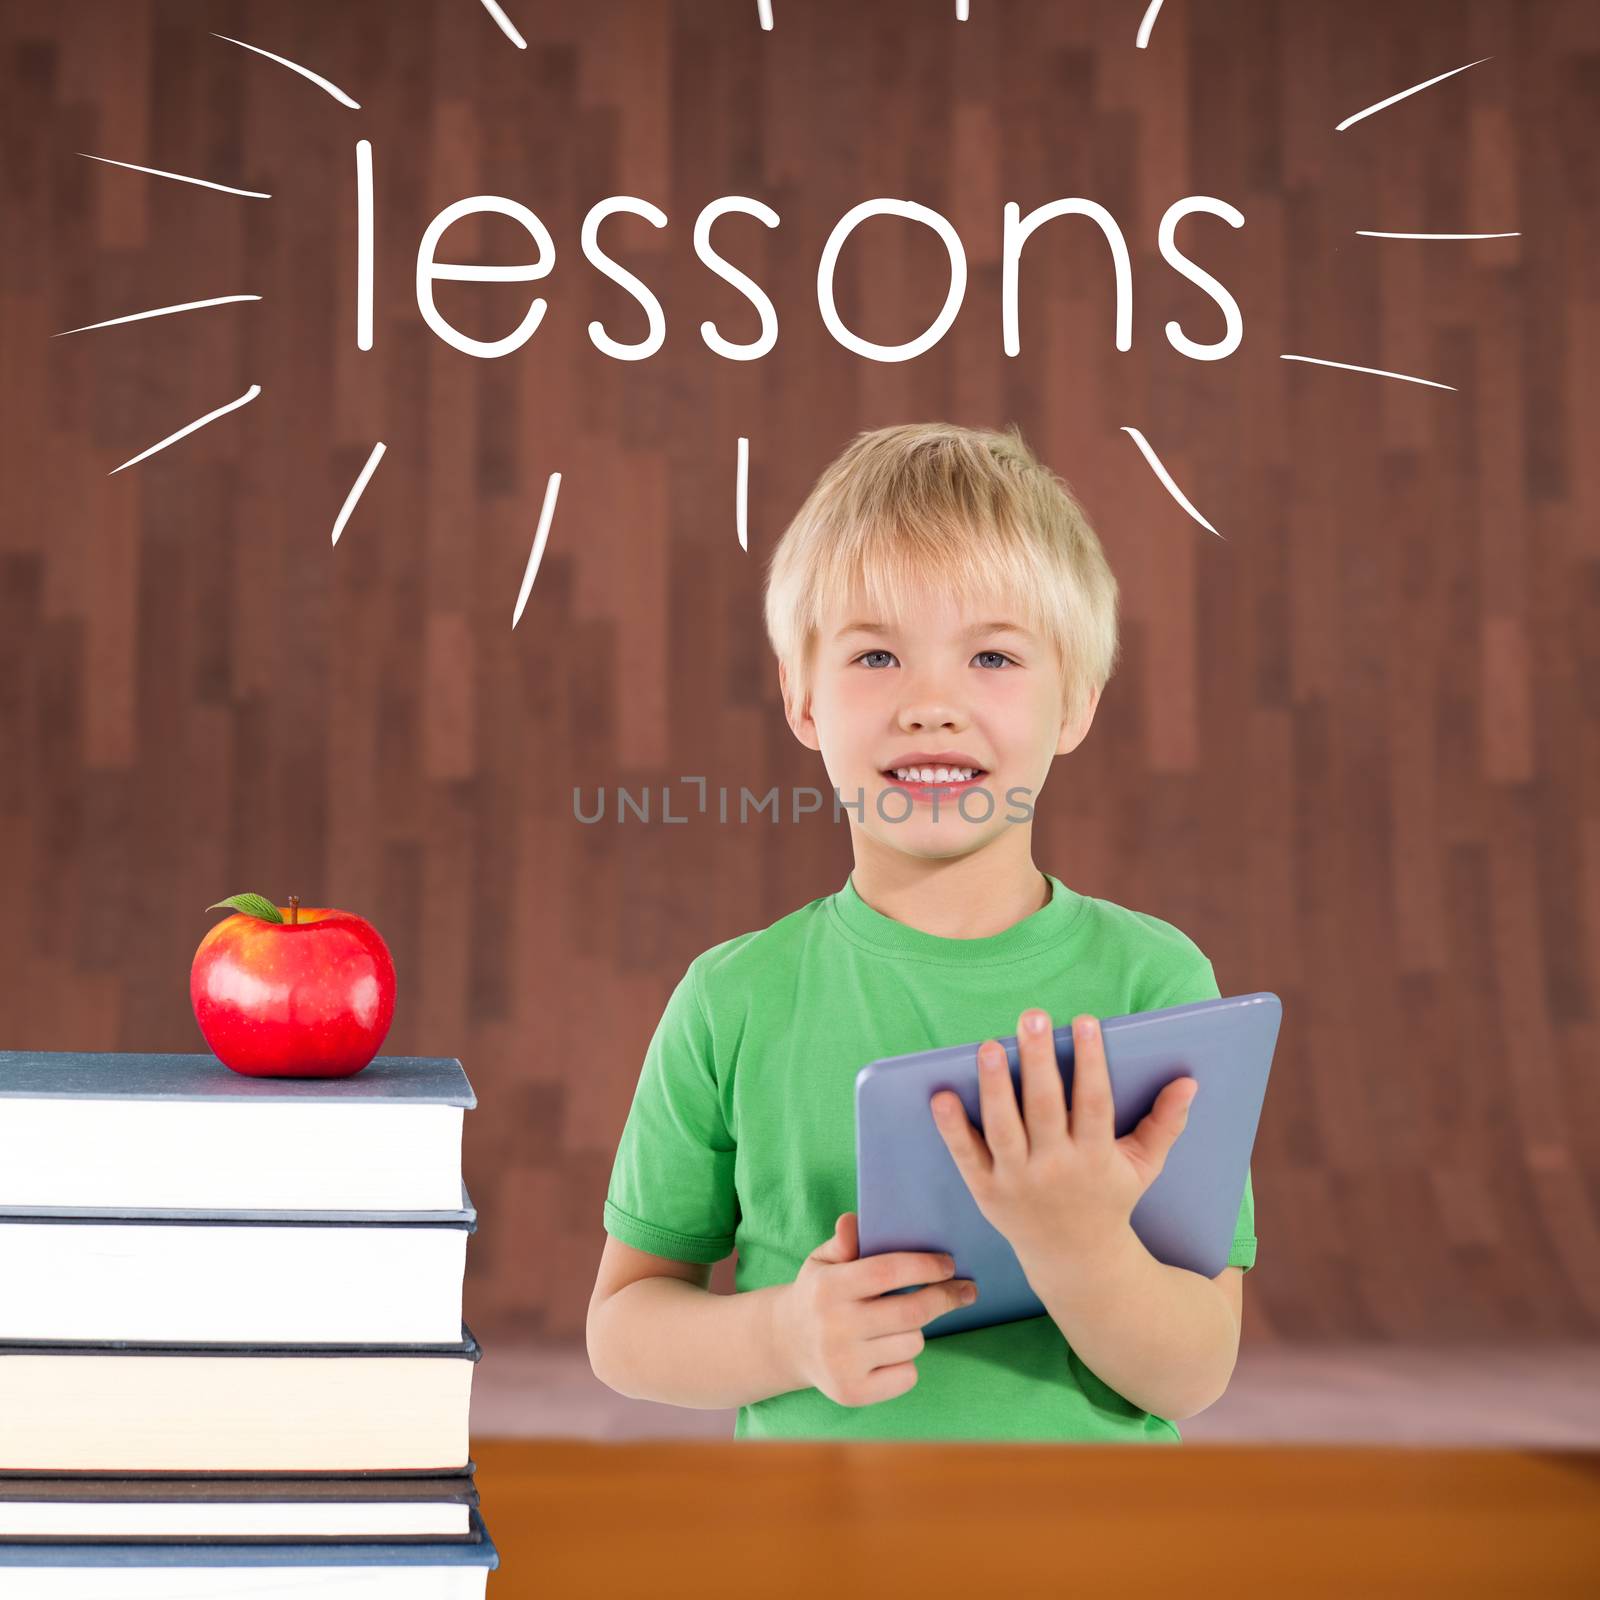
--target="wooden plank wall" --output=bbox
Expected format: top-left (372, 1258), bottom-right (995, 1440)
top-left (1, 0), bottom-right (1596, 1345)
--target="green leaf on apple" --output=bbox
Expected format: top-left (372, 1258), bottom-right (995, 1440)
top-left (204, 893), bottom-right (285, 923)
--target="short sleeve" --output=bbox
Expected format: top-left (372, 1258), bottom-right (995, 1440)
top-left (602, 960), bottom-right (738, 1265)
top-left (1147, 952), bottom-right (1258, 1275)
top-left (1227, 1167), bottom-right (1257, 1273)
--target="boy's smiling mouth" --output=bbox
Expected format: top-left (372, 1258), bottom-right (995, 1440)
top-left (880, 752), bottom-right (991, 799)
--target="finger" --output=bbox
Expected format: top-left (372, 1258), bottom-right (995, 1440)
top-left (812, 1211), bottom-right (858, 1262)
top-left (1120, 1076), bottom-right (1198, 1178)
top-left (861, 1249), bottom-right (956, 1296)
top-left (840, 1211), bottom-right (860, 1259)
top-left (1068, 1015), bottom-right (1113, 1142)
top-left (930, 1087), bottom-right (994, 1183)
top-left (1016, 1008), bottom-right (1067, 1147)
top-left (852, 1360), bottom-right (920, 1404)
top-left (859, 1331), bottom-right (929, 1371)
top-left (975, 1038), bottom-right (1028, 1165)
top-left (862, 1274), bottom-right (973, 1337)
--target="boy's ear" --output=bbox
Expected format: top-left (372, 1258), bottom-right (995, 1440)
top-left (779, 660), bottom-right (820, 750)
top-left (1055, 682), bottom-right (1101, 756)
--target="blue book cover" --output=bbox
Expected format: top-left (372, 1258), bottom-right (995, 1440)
top-left (0, 1321), bottom-right (482, 1358)
top-left (0, 1180), bottom-right (479, 1226)
top-left (0, 1052), bottom-right (476, 1108)
top-left (0, 1474), bottom-right (481, 1511)
top-left (0, 1462), bottom-right (480, 1482)
top-left (0, 1504), bottom-right (500, 1566)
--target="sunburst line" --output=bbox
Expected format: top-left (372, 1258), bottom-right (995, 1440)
top-left (513, 473), bottom-right (562, 629)
top-left (1136, 0), bottom-right (1165, 49)
top-left (1279, 353), bottom-right (1455, 391)
top-left (736, 437), bottom-right (750, 552)
top-left (357, 138), bottom-right (374, 351)
top-left (108, 384), bottom-right (261, 476)
top-left (211, 33), bottom-right (361, 109)
top-left (757, 1), bottom-right (773, 31)
top-left (1335, 56), bottom-right (1491, 132)
top-left (331, 443), bottom-right (387, 546)
top-left (1120, 427), bottom-right (1222, 538)
top-left (478, 1), bottom-right (527, 49)
top-left (1356, 230), bottom-right (1520, 239)
top-left (76, 152), bottom-right (269, 198)
top-left (54, 295), bottom-right (261, 338)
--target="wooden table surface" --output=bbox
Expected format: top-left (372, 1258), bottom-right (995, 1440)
top-left (471, 1438), bottom-right (1600, 1597)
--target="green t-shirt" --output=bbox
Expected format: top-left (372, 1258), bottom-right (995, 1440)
top-left (603, 870), bottom-right (1256, 1443)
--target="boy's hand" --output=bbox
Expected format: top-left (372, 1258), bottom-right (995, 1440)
top-left (773, 1212), bottom-right (977, 1407)
top-left (929, 1010), bottom-right (1198, 1278)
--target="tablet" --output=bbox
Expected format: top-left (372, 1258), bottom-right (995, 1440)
top-left (854, 992), bottom-right (1280, 1339)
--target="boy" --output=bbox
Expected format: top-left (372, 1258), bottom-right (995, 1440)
top-left (587, 422), bottom-right (1255, 1442)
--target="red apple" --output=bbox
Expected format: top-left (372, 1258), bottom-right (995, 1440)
top-left (191, 893), bottom-right (397, 1078)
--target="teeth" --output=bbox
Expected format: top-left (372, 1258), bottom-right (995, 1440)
top-left (892, 766), bottom-right (977, 783)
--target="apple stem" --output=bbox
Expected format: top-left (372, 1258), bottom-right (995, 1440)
top-left (289, 895), bottom-right (300, 925)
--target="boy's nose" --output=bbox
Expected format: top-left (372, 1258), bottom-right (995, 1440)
top-left (897, 685), bottom-right (967, 727)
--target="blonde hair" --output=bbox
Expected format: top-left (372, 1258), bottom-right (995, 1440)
top-left (762, 421), bottom-right (1120, 726)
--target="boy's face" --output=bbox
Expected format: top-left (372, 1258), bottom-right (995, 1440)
top-left (782, 583), bottom-right (1099, 861)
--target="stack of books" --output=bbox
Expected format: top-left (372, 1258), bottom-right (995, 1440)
top-left (0, 1049), bottom-right (499, 1596)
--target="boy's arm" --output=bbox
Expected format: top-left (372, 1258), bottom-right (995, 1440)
top-left (1026, 1225), bottom-right (1243, 1422)
top-left (587, 1235), bottom-right (801, 1410)
top-left (1215, 1263), bottom-right (1244, 1335)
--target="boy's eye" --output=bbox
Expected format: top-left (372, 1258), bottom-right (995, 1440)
top-left (850, 650), bottom-right (1017, 669)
